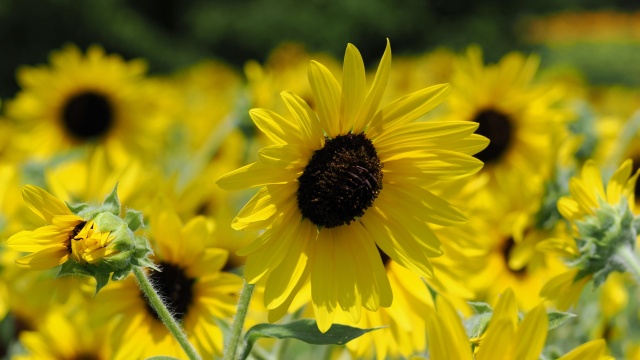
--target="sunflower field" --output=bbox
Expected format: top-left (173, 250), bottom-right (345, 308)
top-left (2, 1), bottom-right (640, 359)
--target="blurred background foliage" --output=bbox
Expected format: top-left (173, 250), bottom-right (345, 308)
top-left (1, 0), bottom-right (640, 98)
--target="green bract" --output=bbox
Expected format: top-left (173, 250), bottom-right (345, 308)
top-left (57, 184), bottom-right (157, 294)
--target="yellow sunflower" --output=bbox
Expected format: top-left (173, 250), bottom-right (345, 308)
top-left (92, 209), bottom-right (242, 359)
top-left (6, 185), bottom-right (85, 270)
top-left (217, 40), bottom-right (488, 332)
top-left (5, 44), bottom-right (167, 161)
top-left (443, 46), bottom-right (566, 196)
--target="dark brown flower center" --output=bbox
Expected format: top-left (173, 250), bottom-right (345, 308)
top-left (473, 109), bottom-right (513, 164)
top-left (502, 236), bottom-right (526, 277)
top-left (62, 91), bottom-right (114, 140)
top-left (143, 262), bottom-right (195, 322)
top-left (297, 133), bottom-right (383, 229)
top-left (67, 221), bottom-right (87, 254)
top-left (632, 157), bottom-right (640, 200)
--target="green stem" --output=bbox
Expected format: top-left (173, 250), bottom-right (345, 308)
top-left (133, 267), bottom-right (202, 360)
top-left (224, 281), bottom-right (255, 360)
top-left (616, 246), bottom-right (640, 283)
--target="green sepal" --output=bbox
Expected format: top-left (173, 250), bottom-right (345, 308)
top-left (56, 260), bottom-right (93, 278)
top-left (468, 301), bottom-right (492, 314)
top-left (547, 310), bottom-right (576, 331)
top-left (144, 357), bottom-right (181, 360)
top-left (632, 216), bottom-right (640, 236)
top-left (66, 202), bottom-right (89, 216)
top-left (94, 272), bottom-right (110, 295)
top-left (100, 183), bottom-right (121, 216)
top-left (130, 236), bottom-right (158, 271)
top-left (111, 266), bottom-right (133, 281)
top-left (239, 319), bottom-right (385, 360)
top-left (124, 209), bottom-right (145, 232)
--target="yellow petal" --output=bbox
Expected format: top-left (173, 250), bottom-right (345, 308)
top-left (581, 160), bottom-right (605, 201)
top-left (557, 197), bottom-right (582, 221)
top-left (258, 144), bottom-right (307, 171)
top-left (264, 219), bottom-right (313, 309)
top-left (558, 339), bottom-right (609, 360)
top-left (308, 60), bottom-right (341, 138)
top-left (535, 237), bottom-right (579, 257)
top-left (22, 185), bottom-right (71, 223)
top-left (354, 39), bottom-right (391, 133)
top-left (15, 246), bottom-right (69, 270)
top-left (606, 159), bottom-right (632, 205)
top-left (341, 44), bottom-right (366, 133)
top-left (216, 162), bottom-right (296, 190)
top-left (249, 108), bottom-right (301, 145)
top-left (368, 84), bottom-right (451, 139)
top-left (513, 304), bottom-right (548, 360)
top-left (475, 320), bottom-right (515, 360)
top-left (280, 91), bottom-right (324, 148)
top-left (433, 296), bottom-right (474, 360)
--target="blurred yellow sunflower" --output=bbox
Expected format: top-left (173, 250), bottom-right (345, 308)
top-left (13, 307), bottom-right (122, 360)
top-left (557, 159), bottom-right (637, 225)
top-left (217, 40), bottom-right (488, 332)
top-left (426, 288), bottom-right (613, 360)
top-left (540, 159), bottom-right (639, 309)
top-left (443, 46), bottom-right (565, 195)
top-left (93, 210), bottom-right (242, 358)
top-left (5, 44), bottom-right (166, 161)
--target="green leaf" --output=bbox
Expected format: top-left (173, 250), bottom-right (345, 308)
top-left (240, 319), bottom-right (384, 360)
top-left (94, 272), bottom-right (110, 295)
top-left (547, 311), bottom-right (576, 331)
top-left (468, 301), bottom-right (492, 314)
top-left (101, 183), bottom-right (121, 215)
top-left (124, 209), bottom-right (145, 232)
top-left (144, 357), bottom-right (181, 360)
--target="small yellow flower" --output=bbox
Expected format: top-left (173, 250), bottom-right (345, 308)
top-left (70, 219), bottom-right (118, 265)
top-left (7, 185), bottom-right (85, 270)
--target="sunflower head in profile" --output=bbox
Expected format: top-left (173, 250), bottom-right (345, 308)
top-left (218, 40), bottom-right (488, 332)
top-left (6, 44), bottom-right (166, 161)
top-left (444, 46), bottom-right (566, 195)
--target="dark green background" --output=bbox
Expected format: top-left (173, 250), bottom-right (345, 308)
top-left (1, 0), bottom-right (639, 98)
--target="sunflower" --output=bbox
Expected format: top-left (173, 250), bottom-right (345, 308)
top-left (12, 306), bottom-right (122, 360)
top-left (92, 209), bottom-right (242, 358)
top-left (7, 185), bottom-right (85, 270)
top-left (217, 40), bottom-right (487, 332)
top-left (442, 46), bottom-right (565, 196)
top-left (540, 159), bottom-right (639, 309)
top-left (5, 44), bottom-right (167, 161)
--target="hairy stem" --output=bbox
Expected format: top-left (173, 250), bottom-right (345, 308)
top-left (133, 267), bottom-right (202, 360)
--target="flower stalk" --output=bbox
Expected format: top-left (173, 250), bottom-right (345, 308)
top-left (133, 267), bottom-right (202, 360)
top-left (224, 281), bottom-right (255, 360)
